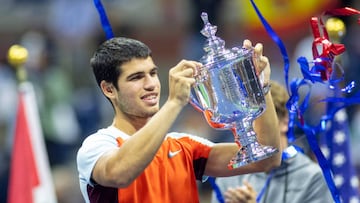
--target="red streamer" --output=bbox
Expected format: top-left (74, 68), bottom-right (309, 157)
top-left (309, 7), bottom-right (360, 81)
top-left (310, 17), bottom-right (345, 80)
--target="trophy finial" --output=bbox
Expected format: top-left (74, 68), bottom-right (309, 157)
top-left (200, 12), bottom-right (226, 55)
top-left (201, 12), bottom-right (209, 24)
top-left (200, 12), bottom-right (218, 38)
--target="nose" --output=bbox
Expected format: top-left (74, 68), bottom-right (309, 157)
top-left (144, 74), bottom-right (158, 90)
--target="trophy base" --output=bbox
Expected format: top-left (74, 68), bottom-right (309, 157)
top-left (227, 145), bottom-right (278, 169)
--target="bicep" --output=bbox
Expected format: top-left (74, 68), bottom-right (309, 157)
top-left (91, 149), bottom-right (118, 185)
top-left (77, 136), bottom-right (118, 186)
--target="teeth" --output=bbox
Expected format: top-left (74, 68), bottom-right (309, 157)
top-left (143, 95), bottom-right (156, 99)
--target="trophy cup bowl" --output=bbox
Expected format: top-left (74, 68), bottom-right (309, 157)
top-left (190, 12), bottom-right (278, 169)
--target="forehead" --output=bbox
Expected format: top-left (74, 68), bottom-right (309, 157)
top-left (120, 56), bottom-right (156, 75)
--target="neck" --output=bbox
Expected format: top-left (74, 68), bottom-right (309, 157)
top-left (112, 115), bottom-right (149, 135)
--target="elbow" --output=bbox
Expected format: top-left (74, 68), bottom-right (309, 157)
top-left (262, 150), bottom-right (282, 171)
top-left (272, 151), bottom-right (282, 168)
top-left (109, 175), bottom-right (134, 188)
top-left (100, 166), bottom-right (136, 188)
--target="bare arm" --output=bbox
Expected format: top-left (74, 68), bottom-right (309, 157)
top-left (92, 60), bottom-right (201, 188)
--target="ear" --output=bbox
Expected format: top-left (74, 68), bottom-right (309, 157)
top-left (100, 81), bottom-right (115, 98)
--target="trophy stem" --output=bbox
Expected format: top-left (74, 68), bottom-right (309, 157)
top-left (228, 119), bottom-right (278, 169)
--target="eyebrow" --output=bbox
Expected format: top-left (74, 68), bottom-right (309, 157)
top-left (126, 66), bottom-right (159, 81)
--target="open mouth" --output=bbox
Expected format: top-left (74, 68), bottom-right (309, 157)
top-left (141, 93), bottom-right (158, 105)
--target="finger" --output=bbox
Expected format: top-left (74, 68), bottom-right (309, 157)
top-left (225, 189), bottom-right (240, 203)
top-left (237, 187), bottom-right (253, 201)
top-left (243, 180), bottom-right (253, 190)
top-left (190, 61), bottom-right (202, 76)
top-left (226, 188), bottom-right (248, 203)
top-left (242, 181), bottom-right (257, 201)
top-left (259, 55), bottom-right (269, 68)
top-left (179, 67), bottom-right (196, 77)
top-left (253, 54), bottom-right (268, 76)
top-left (179, 60), bottom-right (202, 76)
top-left (243, 39), bottom-right (252, 49)
top-left (170, 61), bottom-right (200, 78)
top-left (253, 43), bottom-right (263, 57)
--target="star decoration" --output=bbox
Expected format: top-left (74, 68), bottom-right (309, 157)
top-left (332, 152), bottom-right (346, 167)
top-left (333, 130), bottom-right (346, 145)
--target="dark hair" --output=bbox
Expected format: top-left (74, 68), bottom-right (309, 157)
top-left (90, 37), bottom-right (152, 89)
top-left (270, 80), bottom-right (289, 120)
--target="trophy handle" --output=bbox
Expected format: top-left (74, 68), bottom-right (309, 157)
top-left (189, 92), bottom-right (204, 112)
top-left (189, 91), bottom-right (230, 129)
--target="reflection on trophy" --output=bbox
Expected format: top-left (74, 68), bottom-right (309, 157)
top-left (190, 12), bottom-right (278, 169)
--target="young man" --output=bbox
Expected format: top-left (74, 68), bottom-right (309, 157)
top-left (76, 37), bottom-right (281, 203)
top-left (211, 80), bottom-right (333, 203)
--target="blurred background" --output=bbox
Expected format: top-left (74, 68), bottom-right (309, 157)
top-left (0, 0), bottom-right (359, 202)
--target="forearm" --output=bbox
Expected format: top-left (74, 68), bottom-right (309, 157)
top-left (95, 100), bottom-right (183, 187)
top-left (253, 91), bottom-right (281, 168)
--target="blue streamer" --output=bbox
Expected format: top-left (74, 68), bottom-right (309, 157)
top-left (302, 125), bottom-right (341, 202)
top-left (208, 177), bottom-right (225, 203)
top-left (256, 170), bottom-right (274, 203)
top-left (257, 145), bottom-right (300, 203)
top-left (249, 0), bottom-right (290, 94)
top-left (285, 60), bottom-right (340, 202)
top-left (93, 0), bottom-right (114, 39)
top-left (297, 57), bottom-right (324, 83)
top-left (284, 57), bottom-right (360, 202)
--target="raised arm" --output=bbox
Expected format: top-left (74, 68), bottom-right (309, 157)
top-left (91, 59), bottom-right (201, 188)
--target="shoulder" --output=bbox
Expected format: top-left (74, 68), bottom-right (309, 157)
top-left (80, 126), bottom-right (129, 148)
top-left (77, 126), bottom-right (129, 185)
top-left (77, 126), bottom-right (129, 167)
top-left (295, 153), bottom-right (322, 173)
top-left (287, 153), bottom-right (325, 182)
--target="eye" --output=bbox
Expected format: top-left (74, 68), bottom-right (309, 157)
top-left (128, 73), bottom-right (144, 81)
top-left (150, 68), bottom-right (158, 77)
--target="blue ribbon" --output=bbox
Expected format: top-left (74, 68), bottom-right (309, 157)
top-left (297, 57), bottom-right (325, 83)
top-left (247, 1), bottom-right (359, 202)
top-left (256, 170), bottom-right (274, 203)
top-left (303, 124), bottom-right (341, 202)
top-left (285, 59), bottom-right (340, 202)
top-left (284, 56), bottom-right (360, 203)
top-left (93, 0), bottom-right (114, 39)
top-left (249, 0), bottom-right (290, 94)
top-left (208, 177), bottom-right (225, 203)
top-left (256, 145), bottom-right (300, 203)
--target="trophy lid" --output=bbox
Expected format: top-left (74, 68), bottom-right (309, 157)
top-left (199, 12), bottom-right (236, 68)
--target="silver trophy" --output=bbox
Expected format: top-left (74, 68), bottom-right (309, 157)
top-left (190, 12), bottom-right (278, 169)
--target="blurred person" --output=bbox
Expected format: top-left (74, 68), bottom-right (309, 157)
top-left (19, 29), bottom-right (83, 165)
top-left (211, 80), bottom-right (333, 203)
top-left (76, 37), bottom-right (281, 202)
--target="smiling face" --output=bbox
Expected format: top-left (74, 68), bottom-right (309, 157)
top-left (114, 56), bottom-right (161, 119)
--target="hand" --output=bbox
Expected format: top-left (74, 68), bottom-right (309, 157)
top-left (224, 181), bottom-right (257, 203)
top-left (243, 39), bottom-right (271, 87)
top-left (168, 60), bottom-right (202, 107)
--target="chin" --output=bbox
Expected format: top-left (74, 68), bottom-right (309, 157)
top-left (146, 106), bottom-right (159, 116)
